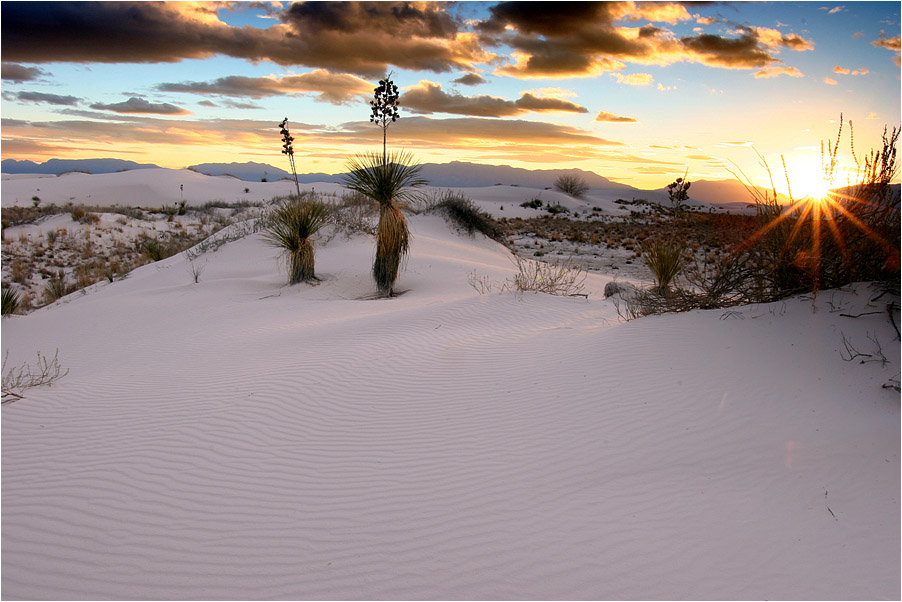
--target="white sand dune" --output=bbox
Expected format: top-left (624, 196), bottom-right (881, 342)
top-left (1, 170), bottom-right (899, 600)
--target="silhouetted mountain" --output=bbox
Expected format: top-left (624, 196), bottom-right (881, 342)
top-left (654, 178), bottom-right (793, 207)
top-left (189, 162), bottom-right (295, 182)
top-left (1, 158), bottom-right (160, 174)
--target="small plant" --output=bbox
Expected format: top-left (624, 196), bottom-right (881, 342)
top-left (278, 118), bottom-right (301, 196)
top-left (520, 199), bottom-right (543, 209)
top-left (546, 202), bottom-right (569, 215)
top-left (261, 194), bottom-right (330, 284)
top-left (642, 238), bottom-right (685, 291)
top-left (2, 285), bottom-right (22, 317)
top-left (2, 349), bottom-right (69, 403)
top-left (31, 196), bottom-right (41, 207)
top-left (554, 174), bottom-right (589, 197)
top-left (187, 260), bottom-right (206, 284)
top-left (509, 255), bottom-right (587, 296)
top-left (43, 273), bottom-right (71, 303)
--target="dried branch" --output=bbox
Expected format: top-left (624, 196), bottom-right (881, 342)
top-left (2, 349), bottom-right (69, 404)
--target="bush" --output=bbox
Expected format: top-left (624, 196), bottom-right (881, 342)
top-left (520, 199), bottom-right (543, 209)
top-left (545, 203), bottom-right (569, 215)
top-left (554, 174), bottom-right (589, 197)
top-left (430, 191), bottom-right (505, 242)
top-left (43, 274), bottom-right (71, 304)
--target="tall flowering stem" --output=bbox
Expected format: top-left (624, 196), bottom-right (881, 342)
top-left (279, 117), bottom-right (301, 197)
top-left (369, 72), bottom-right (400, 166)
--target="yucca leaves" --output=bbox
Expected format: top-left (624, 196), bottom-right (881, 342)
top-left (341, 151), bottom-right (425, 295)
top-left (261, 195), bottom-right (330, 284)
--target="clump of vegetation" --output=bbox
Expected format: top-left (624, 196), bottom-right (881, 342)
top-left (2, 285), bottom-right (22, 317)
top-left (261, 193), bottom-right (330, 284)
top-left (430, 191), bottom-right (505, 242)
top-left (554, 174), bottom-right (589, 198)
top-left (642, 238), bottom-right (685, 292)
top-left (545, 202), bottom-right (569, 215)
top-left (43, 273), bottom-right (71, 304)
top-left (520, 199), bottom-right (543, 209)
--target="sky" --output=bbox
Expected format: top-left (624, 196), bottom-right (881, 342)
top-left (1, 1), bottom-right (900, 193)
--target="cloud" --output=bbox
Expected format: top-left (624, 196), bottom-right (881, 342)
top-left (657, 82), bottom-right (677, 91)
top-left (159, 70), bottom-right (373, 104)
top-left (2, 63), bottom-right (48, 82)
top-left (611, 72), bottom-right (654, 86)
top-left (453, 73), bottom-right (487, 85)
top-left (400, 81), bottom-right (588, 117)
top-left (7, 91), bottom-right (81, 106)
top-left (833, 65), bottom-right (851, 74)
top-left (824, 77), bottom-right (838, 85)
top-left (90, 97), bottom-right (191, 115)
top-left (595, 111), bottom-right (638, 123)
top-left (0, 2), bottom-right (490, 78)
top-left (478, 3), bottom-right (812, 78)
top-left (819, 5), bottom-right (846, 14)
top-left (754, 66), bottom-right (804, 78)
top-left (872, 32), bottom-right (902, 66)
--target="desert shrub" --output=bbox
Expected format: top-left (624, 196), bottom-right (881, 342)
top-left (509, 255), bottom-right (587, 296)
top-left (261, 193), bottom-right (330, 284)
top-left (545, 203), bottom-right (569, 215)
top-left (554, 174), bottom-right (589, 197)
top-left (642, 238), bottom-right (686, 291)
top-left (2, 349), bottom-right (69, 403)
top-left (43, 273), bottom-right (71, 303)
top-left (520, 199), bottom-right (543, 209)
top-left (141, 238), bottom-right (172, 262)
top-left (2, 285), bottom-right (21, 317)
top-left (430, 191), bottom-right (505, 242)
top-left (330, 191), bottom-right (377, 237)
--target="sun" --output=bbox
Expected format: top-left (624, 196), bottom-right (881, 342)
top-left (790, 166), bottom-right (833, 201)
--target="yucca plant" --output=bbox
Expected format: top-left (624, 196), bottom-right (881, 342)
top-left (342, 151), bottom-right (426, 296)
top-left (642, 238), bottom-right (686, 292)
top-left (261, 194), bottom-right (330, 284)
top-left (2, 285), bottom-right (21, 317)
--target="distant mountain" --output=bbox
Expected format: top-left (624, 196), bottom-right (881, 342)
top-left (190, 160), bottom-right (637, 189)
top-left (418, 162), bottom-right (636, 190)
top-left (189, 162), bottom-right (295, 182)
top-left (655, 178), bottom-right (793, 207)
top-left (1, 158), bottom-right (160, 175)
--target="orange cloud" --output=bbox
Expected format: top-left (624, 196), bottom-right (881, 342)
top-left (159, 71), bottom-right (373, 104)
top-left (400, 81), bottom-right (588, 117)
top-left (824, 77), bottom-right (838, 85)
top-left (596, 111), bottom-right (638, 123)
top-left (833, 65), bottom-right (851, 74)
top-left (754, 66), bottom-right (804, 79)
top-left (611, 72), bottom-right (654, 86)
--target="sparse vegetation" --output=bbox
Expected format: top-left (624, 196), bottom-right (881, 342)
top-left (2, 285), bottom-right (21, 317)
top-left (642, 238), bottom-right (686, 292)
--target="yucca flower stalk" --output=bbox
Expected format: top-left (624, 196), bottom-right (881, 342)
top-left (261, 195), bottom-right (330, 284)
top-left (342, 151), bottom-right (426, 296)
top-left (279, 118), bottom-right (301, 197)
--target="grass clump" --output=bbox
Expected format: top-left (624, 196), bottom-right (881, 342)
top-left (261, 193), bottom-right (330, 284)
top-left (430, 191), bottom-right (505, 242)
top-left (642, 238), bottom-right (685, 292)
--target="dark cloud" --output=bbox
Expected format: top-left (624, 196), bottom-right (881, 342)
top-left (0, 1), bottom-right (486, 78)
top-left (9, 91), bottom-right (81, 106)
top-left (477, 1), bottom-right (812, 77)
top-left (453, 73), bottom-right (487, 85)
top-left (400, 81), bottom-right (587, 117)
top-left (595, 111), bottom-right (638, 123)
top-left (158, 71), bottom-right (372, 104)
top-left (2, 63), bottom-right (48, 82)
top-left (90, 97), bottom-right (191, 115)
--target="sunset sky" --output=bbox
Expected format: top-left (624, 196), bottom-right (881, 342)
top-left (1, 1), bottom-right (900, 193)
